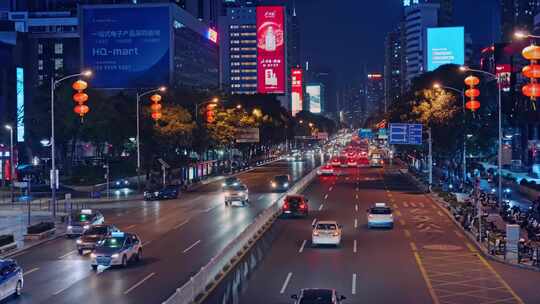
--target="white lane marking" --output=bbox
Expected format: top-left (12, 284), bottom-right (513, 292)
top-left (298, 240), bottom-right (307, 253)
top-left (311, 218), bottom-right (317, 226)
top-left (410, 202), bottom-right (417, 208)
top-left (257, 194), bottom-right (265, 200)
top-left (329, 186), bottom-right (333, 192)
top-left (280, 272), bottom-right (293, 294)
top-left (24, 267), bottom-right (39, 275)
top-left (355, 204), bottom-right (358, 212)
top-left (403, 202), bottom-right (409, 208)
top-left (354, 219), bottom-right (358, 229)
top-left (204, 205), bottom-right (219, 213)
top-left (124, 224), bottom-right (136, 230)
top-left (174, 219), bottom-right (190, 230)
top-left (123, 272), bottom-right (156, 295)
top-left (352, 273), bottom-right (357, 295)
top-left (182, 240), bottom-right (201, 253)
top-left (53, 284), bottom-right (73, 296)
top-left (318, 204), bottom-right (324, 211)
top-left (324, 194), bottom-right (329, 200)
top-left (58, 250), bottom-right (76, 259)
top-left (353, 240), bottom-right (357, 253)
top-left (355, 194), bottom-right (359, 200)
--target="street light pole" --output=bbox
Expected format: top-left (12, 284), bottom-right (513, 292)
top-left (50, 71), bottom-right (91, 218)
top-left (460, 67), bottom-right (503, 210)
top-left (135, 87), bottom-right (166, 193)
top-left (4, 125), bottom-right (14, 203)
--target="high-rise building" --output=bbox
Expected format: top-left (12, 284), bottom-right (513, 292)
top-left (501, 0), bottom-right (540, 42)
top-left (403, 2), bottom-right (439, 86)
top-left (219, 6), bottom-right (257, 94)
top-left (384, 28), bottom-right (403, 112)
top-left (366, 73), bottom-right (384, 116)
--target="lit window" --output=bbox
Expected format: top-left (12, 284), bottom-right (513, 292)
top-left (38, 60), bottom-right (43, 71)
top-left (54, 43), bottom-right (63, 54)
top-left (54, 58), bottom-right (63, 70)
top-left (38, 44), bottom-right (43, 54)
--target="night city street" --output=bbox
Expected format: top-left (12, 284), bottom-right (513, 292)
top-left (3, 0), bottom-right (540, 304)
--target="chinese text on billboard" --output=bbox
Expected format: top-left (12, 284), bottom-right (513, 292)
top-left (291, 68), bottom-right (303, 116)
top-left (81, 6), bottom-right (171, 88)
top-left (257, 6), bottom-right (285, 94)
top-left (427, 27), bottom-right (464, 71)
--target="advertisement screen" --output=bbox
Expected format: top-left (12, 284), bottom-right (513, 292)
top-left (306, 85), bottom-right (321, 114)
top-left (427, 27), bottom-right (465, 71)
top-left (257, 6), bottom-right (285, 94)
top-left (291, 68), bottom-right (303, 116)
top-left (16, 67), bottom-right (24, 142)
top-left (81, 6), bottom-right (171, 88)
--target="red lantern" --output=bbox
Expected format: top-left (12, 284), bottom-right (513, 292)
top-left (464, 75), bottom-right (480, 86)
top-left (73, 92), bottom-right (89, 104)
top-left (465, 88), bottom-right (480, 98)
top-left (74, 104), bottom-right (90, 116)
top-left (522, 83), bottom-right (540, 98)
top-left (465, 100), bottom-right (481, 111)
top-left (150, 94), bottom-right (162, 103)
top-left (523, 65), bottom-right (540, 79)
top-left (150, 103), bottom-right (162, 112)
top-left (522, 45), bottom-right (540, 60)
top-left (151, 112), bottom-right (162, 121)
top-left (72, 80), bottom-right (88, 91)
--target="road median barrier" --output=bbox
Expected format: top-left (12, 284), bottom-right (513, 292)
top-left (162, 165), bottom-right (320, 304)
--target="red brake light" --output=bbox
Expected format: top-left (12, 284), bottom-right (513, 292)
top-left (300, 203), bottom-right (307, 209)
top-left (283, 202), bottom-right (289, 209)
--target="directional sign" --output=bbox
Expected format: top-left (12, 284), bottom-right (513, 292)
top-left (359, 129), bottom-right (373, 139)
top-left (389, 124), bottom-right (408, 144)
top-left (389, 123), bottom-right (423, 145)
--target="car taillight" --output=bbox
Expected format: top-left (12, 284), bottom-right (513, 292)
top-left (313, 231), bottom-right (320, 236)
top-left (300, 203), bottom-right (306, 209)
top-left (283, 203), bottom-right (289, 210)
top-left (332, 231), bottom-right (340, 237)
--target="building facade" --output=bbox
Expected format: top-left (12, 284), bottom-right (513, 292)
top-left (384, 28), bottom-right (402, 112)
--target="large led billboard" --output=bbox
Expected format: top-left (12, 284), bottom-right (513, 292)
top-left (81, 5), bottom-right (171, 88)
top-left (16, 67), bottom-right (24, 142)
top-left (257, 6), bottom-right (285, 94)
top-left (291, 68), bottom-right (303, 116)
top-left (427, 27), bottom-right (465, 71)
top-left (306, 84), bottom-right (321, 114)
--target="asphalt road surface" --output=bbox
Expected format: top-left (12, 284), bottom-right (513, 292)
top-left (236, 165), bottom-right (540, 304)
top-left (5, 155), bottom-right (323, 304)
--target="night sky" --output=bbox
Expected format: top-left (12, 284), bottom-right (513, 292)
top-left (296, 0), bottom-right (500, 83)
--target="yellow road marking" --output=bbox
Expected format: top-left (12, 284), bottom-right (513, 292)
top-left (413, 251), bottom-right (440, 304)
top-left (410, 242), bottom-right (418, 251)
top-left (475, 251), bottom-right (525, 304)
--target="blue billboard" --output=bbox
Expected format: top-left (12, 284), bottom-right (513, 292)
top-left (81, 6), bottom-right (171, 88)
top-left (16, 68), bottom-right (24, 142)
top-left (427, 27), bottom-right (464, 71)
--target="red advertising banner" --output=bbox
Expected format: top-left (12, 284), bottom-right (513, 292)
top-left (291, 68), bottom-right (303, 116)
top-left (257, 6), bottom-right (285, 94)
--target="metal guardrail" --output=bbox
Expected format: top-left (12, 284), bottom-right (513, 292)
top-left (162, 167), bottom-right (319, 304)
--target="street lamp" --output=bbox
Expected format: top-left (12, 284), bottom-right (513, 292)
top-left (194, 97), bottom-right (220, 121)
top-left (236, 104), bottom-right (242, 110)
top-left (460, 65), bottom-right (503, 241)
top-left (514, 31), bottom-right (540, 40)
top-left (433, 83), bottom-right (467, 183)
top-left (50, 70), bottom-right (92, 217)
top-left (4, 125), bottom-right (13, 203)
top-left (136, 86), bottom-right (166, 192)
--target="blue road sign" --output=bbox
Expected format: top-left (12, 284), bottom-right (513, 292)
top-left (389, 124), bottom-right (408, 144)
top-left (389, 123), bottom-right (423, 145)
top-left (359, 129), bottom-right (373, 139)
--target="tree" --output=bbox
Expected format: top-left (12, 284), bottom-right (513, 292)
top-left (152, 104), bottom-right (195, 148)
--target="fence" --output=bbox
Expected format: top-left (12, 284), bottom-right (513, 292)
top-left (162, 167), bottom-right (319, 304)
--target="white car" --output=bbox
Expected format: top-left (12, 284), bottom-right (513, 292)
top-left (224, 184), bottom-right (249, 206)
top-left (312, 221), bottom-right (342, 246)
top-left (367, 203), bottom-right (394, 228)
top-left (317, 165), bottom-right (335, 176)
top-left (91, 232), bottom-right (142, 270)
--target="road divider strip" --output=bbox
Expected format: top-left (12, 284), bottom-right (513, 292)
top-left (298, 240), bottom-right (307, 253)
top-left (124, 272), bottom-right (156, 295)
top-left (163, 165), bottom-right (321, 304)
top-left (182, 240), bottom-right (201, 254)
top-left (318, 204), bottom-right (324, 211)
top-left (352, 273), bottom-right (357, 295)
top-left (354, 219), bottom-right (358, 229)
top-left (24, 267), bottom-right (39, 275)
top-left (353, 240), bottom-right (357, 253)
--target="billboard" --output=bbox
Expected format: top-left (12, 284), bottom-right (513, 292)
top-left (257, 6), bottom-right (285, 94)
top-left (291, 68), bottom-right (303, 116)
top-left (427, 27), bottom-right (465, 71)
top-left (306, 84), bottom-right (321, 113)
top-left (236, 128), bottom-right (260, 143)
top-left (16, 67), bottom-right (24, 142)
top-left (81, 6), bottom-right (171, 88)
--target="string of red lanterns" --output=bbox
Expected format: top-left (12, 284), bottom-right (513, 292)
top-left (150, 94), bottom-right (162, 122)
top-left (72, 80), bottom-right (89, 118)
top-left (522, 44), bottom-right (540, 110)
top-left (464, 75), bottom-right (481, 112)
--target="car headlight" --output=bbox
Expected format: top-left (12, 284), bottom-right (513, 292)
top-left (124, 181), bottom-right (129, 185)
top-left (90, 253), bottom-right (96, 258)
top-left (67, 225), bottom-right (73, 229)
top-left (222, 182), bottom-right (226, 187)
top-left (115, 181), bottom-right (120, 186)
top-left (284, 183), bottom-right (289, 187)
top-left (111, 254), bottom-right (119, 259)
top-left (83, 225), bottom-right (90, 230)
top-left (76, 239), bottom-right (82, 244)
top-left (271, 182), bottom-right (276, 187)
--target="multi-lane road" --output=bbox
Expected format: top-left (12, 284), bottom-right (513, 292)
top-left (236, 165), bottom-right (540, 304)
top-left (6, 155), bottom-right (323, 304)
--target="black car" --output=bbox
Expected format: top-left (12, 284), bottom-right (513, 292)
top-left (271, 175), bottom-right (292, 192)
top-left (222, 177), bottom-right (241, 189)
top-left (144, 185), bottom-right (180, 201)
top-left (291, 289), bottom-right (346, 304)
top-left (112, 178), bottom-right (130, 189)
top-left (76, 224), bottom-right (118, 254)
top-left (282, 195), bottom-right (309, 217)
